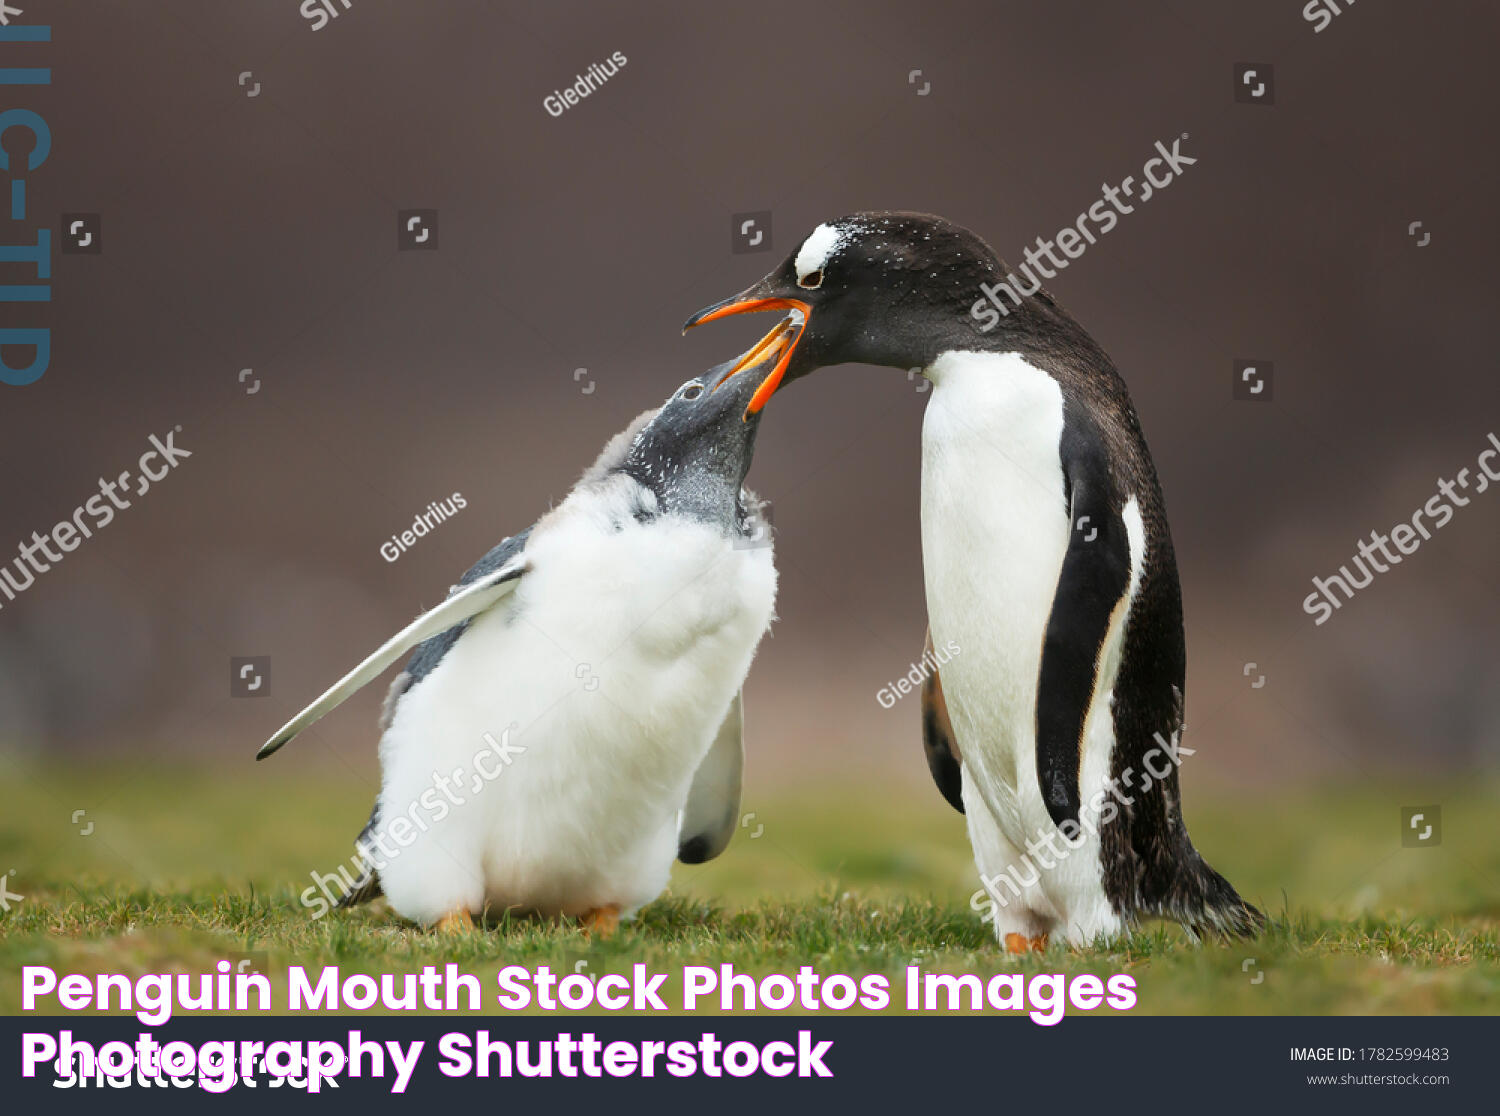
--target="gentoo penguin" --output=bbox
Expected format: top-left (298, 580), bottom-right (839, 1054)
top-left (256, 354), bottom-right (780, 935)
top-left (684, 212), bottom-right (1262, 949)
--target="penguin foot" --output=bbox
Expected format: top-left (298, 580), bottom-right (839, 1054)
top-left (580, 904), bottom-right (620, 939)
top-left (435, 908), bottom-right (474, 934)
top-left (1003, 932), bottom-right (1049, 954)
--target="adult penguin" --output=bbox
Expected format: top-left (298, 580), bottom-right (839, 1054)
top-left (685, 212), bottom-right (1262, 949)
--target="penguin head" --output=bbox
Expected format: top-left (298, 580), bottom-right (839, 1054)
top-left (614, 351), bottom-right (777, 529)
top-left (683, 212), bottom-right (1007, 392)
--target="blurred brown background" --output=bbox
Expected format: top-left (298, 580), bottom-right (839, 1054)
top-left (3, 0), bottom-right (1498, 810)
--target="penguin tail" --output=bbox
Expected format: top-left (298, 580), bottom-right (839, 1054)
top-left (1175, 851), bottom-right (1264, 940)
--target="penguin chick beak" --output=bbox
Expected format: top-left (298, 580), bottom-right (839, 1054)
top-left (684, 294), bottom-right (810, 417)
top-left (704, 314), bottom-right (802, 420)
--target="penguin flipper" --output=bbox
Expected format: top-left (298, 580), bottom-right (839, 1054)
top-left (919, 627), bottom-right (964, 814)
top-left (1035, 446), bottom-right (1131, 828)
top-left (677, 691), bottom-right (744, 863)
top-left (337, 800), bottom-right (385, 908)
top-left (256, 556), bottom-right (529, 760)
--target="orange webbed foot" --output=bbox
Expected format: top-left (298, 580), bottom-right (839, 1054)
top-left (580, 904), bottom-right (621, 939)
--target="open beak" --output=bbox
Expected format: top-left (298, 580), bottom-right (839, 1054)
top-left (683, 294), bottom-right (811, 418)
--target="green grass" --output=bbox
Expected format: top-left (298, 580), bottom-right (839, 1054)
top-left (1, 759), bottom-right (1498, 1015)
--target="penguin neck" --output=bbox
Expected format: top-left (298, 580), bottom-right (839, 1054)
top-left (910, 313), bottom-right (1105, 402)
top-left (615, 459), bottom-right (746, 535)
top-left (921, 350), bottom-right (1065, 421)
top-left (843, 260), bottom-right (1084, 374)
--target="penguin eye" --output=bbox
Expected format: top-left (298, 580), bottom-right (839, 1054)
top-left (680, 384), bottom-right (704, 401)
top-left (798, 268), bottom-right (824, 289)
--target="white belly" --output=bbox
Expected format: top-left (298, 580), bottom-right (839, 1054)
top-left (373, 502), bottom-right (777, 925)
top-left (922, 351), bottom-right (1147, 942)
top-left (921, 350), bottom-right (1071, 837)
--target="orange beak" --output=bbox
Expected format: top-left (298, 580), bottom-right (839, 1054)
top-left (683, 296), bottom-right (811, 418)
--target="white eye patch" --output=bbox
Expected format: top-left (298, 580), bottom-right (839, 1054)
top-left (794, 222), bottom-right (845, 285)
